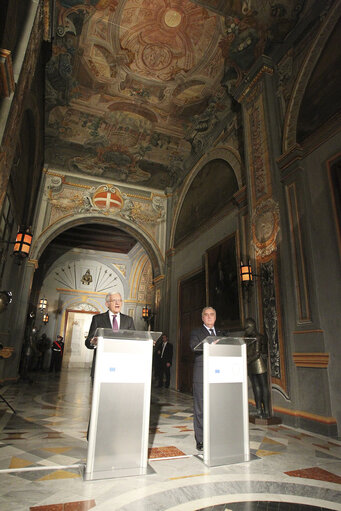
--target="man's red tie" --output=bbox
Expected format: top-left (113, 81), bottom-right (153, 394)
top-left (112, 315), bottom-right (118, 331)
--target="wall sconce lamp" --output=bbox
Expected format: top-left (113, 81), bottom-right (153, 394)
top-left (13, 226), bottom-right (33, 264)
top-left (240, 260), bottom-right (268, 300)
top-left (240, 260), bottom-right (253, 285)
top-left (39, 297), bottom-right (48, 312)
top-left (42, 313), bottom-right (49, 324)
top-left (142, 306), bottom-right (152, 321)
top-left (0, 226), bottom-right (33, 265)
top-left (142, 306), bottom-right (154, 331)
top-left (240, 260), bottom-right (258, 302)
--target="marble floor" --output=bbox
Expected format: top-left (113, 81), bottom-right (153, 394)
top-left (0, 368), bottom-right (340, 511)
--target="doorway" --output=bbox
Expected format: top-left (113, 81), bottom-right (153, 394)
top-left (177, 270), bottom-right (206, 392)
top-left (63, 310), bottom-right (97, 369)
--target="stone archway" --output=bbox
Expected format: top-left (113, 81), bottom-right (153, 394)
top-left (170, 149), bottom-right (241, 248)
top-left (31, 214), bottom-right (165, 280)
top-left (282, 1), bottom-right (341, 152)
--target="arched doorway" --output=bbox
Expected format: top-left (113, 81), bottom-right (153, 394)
top-left (26, 220), bottom-right (159, 374)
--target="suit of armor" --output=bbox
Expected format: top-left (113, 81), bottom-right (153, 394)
top-left (245, 318), bottom-right (271, 418)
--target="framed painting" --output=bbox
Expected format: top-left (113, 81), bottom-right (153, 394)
top-left (205, 233), bottom-right (241, 331)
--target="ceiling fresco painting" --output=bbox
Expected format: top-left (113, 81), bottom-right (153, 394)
top-left (45, 0), bottom-right (308, 191)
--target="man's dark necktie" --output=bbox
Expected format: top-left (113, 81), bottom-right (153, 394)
top-left (209, 329), bottom-right (214, 335)
top-left (112, 315), bottom-right (118, 331)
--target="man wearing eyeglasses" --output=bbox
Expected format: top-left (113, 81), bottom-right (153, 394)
top-left (190, 306), bottom-right (220, 451)
top-left (85, 292), bottom-right (135, 378)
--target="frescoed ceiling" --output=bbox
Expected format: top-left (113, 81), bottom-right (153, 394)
top-left (45, 0), bottom-right (309, 191)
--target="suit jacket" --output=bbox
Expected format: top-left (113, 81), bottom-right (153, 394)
top-left (85, 311), bottom-right (135, 376)
top-left (190, 325), bottom-right (222, 383)
top-left (159, 342), bottom-right (173, 366)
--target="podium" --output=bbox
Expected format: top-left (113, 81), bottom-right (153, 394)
top-left (195, 336), bottom-right (250, 467)
top-left (84, 329), bottom-right (161, 481)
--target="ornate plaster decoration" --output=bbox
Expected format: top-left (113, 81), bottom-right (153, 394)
top-left (68, 302), bottom-right (98, 312)
top-left (53, 261), bottom-right (124, 295)
top-left (260, 259), bottom-right (282, 381)
top-left (244, 81), bottom-right (272, 203)
top-left (114, 264), bottom-right (126, 277)
top-left (251, 198), bottom-right (280, 257)
top-left (47, 188), bottom-right (84, 214)
top-left (120, 195), bottom-right (166, 225)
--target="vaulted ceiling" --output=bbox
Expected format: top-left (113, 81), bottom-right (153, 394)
top-left (45, 0), bottom-right (309, 192)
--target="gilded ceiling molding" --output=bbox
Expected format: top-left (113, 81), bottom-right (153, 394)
top-left (236, 65), bottom-right (274, 104)
top-left (282, 0), bottom-right (341, 153)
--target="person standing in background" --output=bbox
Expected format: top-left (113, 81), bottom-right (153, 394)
top-left (49, 335), bottom-right (64, 373)
top-left (157, 334), bottom-right (173, 388)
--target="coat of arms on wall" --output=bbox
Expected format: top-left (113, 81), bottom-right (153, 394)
top-left (91, 185), bottom-right (123, 213)
top-left (252, 198), bottom-right (280, 257)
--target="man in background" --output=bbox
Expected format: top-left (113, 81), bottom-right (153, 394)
top-left (49, 335), bottom-right (64, 373)
top-left (157, 334), bottom-right (173, 388)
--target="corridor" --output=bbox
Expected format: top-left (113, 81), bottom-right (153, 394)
top-left (0, 369), bottom-right (340, 511)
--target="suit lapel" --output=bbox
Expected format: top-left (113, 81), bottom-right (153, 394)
top-left (201, 325), bottom-right (209, 340)
top-left (104, 311), bottom-right (112, 329)
top-left (120, 314), bottom-right (127, 329)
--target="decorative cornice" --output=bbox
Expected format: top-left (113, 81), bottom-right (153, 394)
top-left (153, 275), bottom-right (165, 284)
top-left (166, 248), bottom-right (176, 258)
top-left (277, 143), bottom-right (304, 170)
top-left (27, 259), bottom-right (39, 269)
top-left (293, 329), bottom-right (324, 334)
top-left (232, 186), bottom-right (247, 209)
top-left (0, 49), bottom-right (15, 97)
top-left (56, 288), bottom-right (107, 296)
top-left (293, 352), bottom-right (329, 368)
top-left (233, 55), bottom-right (274, 103)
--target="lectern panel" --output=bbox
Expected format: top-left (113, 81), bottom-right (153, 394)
top-left (94, 383), bottom-right (144, 470)
top-left (203, 338), bottom-right (249, 467)
top-left (208, 382), bottom-right (245, 464)
top-left (85, 330), bottom-right (158, 480)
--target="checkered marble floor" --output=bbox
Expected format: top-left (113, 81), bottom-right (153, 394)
top-left (0, 369), bottom-right (340, 511)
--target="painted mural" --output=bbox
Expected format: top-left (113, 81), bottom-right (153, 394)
top-left (45, 1), bottom-right (307, 190)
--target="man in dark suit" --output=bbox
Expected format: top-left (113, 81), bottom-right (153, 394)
top-left (190, 306), bottom-right (219, 451)
top-left (157, 334), bottom-right (173, 388)
top-left (85, 292), bottom-right (135, 378)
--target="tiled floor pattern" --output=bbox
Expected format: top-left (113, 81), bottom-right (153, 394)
top-left (0, 369), bottom-right (340, 511)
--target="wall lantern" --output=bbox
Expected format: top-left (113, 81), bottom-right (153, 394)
top-left (240, 260), bottom-right (253, 285)
top-left (42, 313), bottom-right (49, 324)
top-left (39, 297), bottom-right (48, 312)
top-left (13, 226), bottom-right (33, 262)
top-left (142, 306), bottom-right (152, 320)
